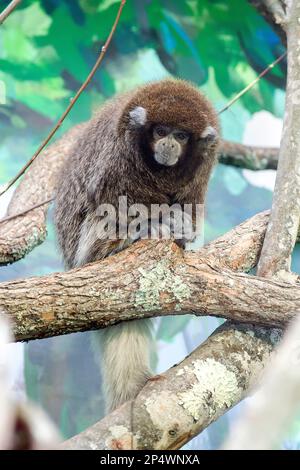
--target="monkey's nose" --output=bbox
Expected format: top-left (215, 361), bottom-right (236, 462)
top-left (162, 141), bottom-right (175, 149)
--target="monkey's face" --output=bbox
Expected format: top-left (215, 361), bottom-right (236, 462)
top-left (128, 104), bottom-right (218, 174)
top-left (150, 124), bottom-right (190, 167)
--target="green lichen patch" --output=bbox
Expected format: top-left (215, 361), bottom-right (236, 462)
top-left (134, 260), bottom-right (191, 311)
top-left (177, 358), bottom-right (241, 420)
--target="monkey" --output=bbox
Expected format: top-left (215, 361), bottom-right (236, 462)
top-left (54, 79), bottom-right (219, 412)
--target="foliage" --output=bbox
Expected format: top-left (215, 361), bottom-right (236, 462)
top-left (0, 0), bottom-right (285, 157)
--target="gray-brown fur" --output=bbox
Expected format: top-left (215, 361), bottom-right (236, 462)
top-left (54, 79), bottom-right (219, 412)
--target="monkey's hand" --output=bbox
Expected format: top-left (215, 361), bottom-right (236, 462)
top-left (129, 218), bottom-right (172, 241)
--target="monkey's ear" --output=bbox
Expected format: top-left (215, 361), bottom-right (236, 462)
top-left (199, 125), bottom-right (218, 143)
top-left (129, 106), bottom-right (147, 128)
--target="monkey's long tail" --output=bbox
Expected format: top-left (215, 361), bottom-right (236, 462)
top-left (93, 319), bottom-right (153, 412)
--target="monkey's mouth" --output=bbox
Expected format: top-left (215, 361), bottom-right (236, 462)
top-left (154, 151), bottom-right (179, 167)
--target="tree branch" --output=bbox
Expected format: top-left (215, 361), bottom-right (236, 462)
top-left (58, 209), bottom-right (285, 450)
top-left (218, 140), bottom-right (278, 171)
top-left (0, 197), bottom-right (53, 224)
top-left (62, 321), bottom-right (280, 450)
top-left (257, 0), bottom-right (300, 280)
top-left (0, 216), bottom-right (299, 342)
top-left (218, 52), bottom-right (287, 114)
top-left (223, 0), bottom-right (300, 450)
top-left (59, 208), bottom-right (286, 450)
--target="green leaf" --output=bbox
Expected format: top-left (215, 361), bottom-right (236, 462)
top-left (4, 2), bottom-right (51, 37)
top-left (98, 0), bottom-right (121, 12)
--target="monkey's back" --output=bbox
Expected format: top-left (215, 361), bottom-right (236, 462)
top-left (54, 93), bottom-right (133, 269)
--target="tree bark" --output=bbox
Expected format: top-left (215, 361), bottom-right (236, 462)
top-left (218, 141), bottom-right (278, 171)
top-left (1, 210), bottom-right (299, 342)
top-left (257, 1), bottom-right (300, 280)
top-left (63, 322), bottom-right (280, 450)
top-left (224, 1), bottom-right (300, 450)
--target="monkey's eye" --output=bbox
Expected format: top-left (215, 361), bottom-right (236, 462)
top-left (175, 131), bottom-right (189, 142)
top-left (154, 126), bottom-right (168, 137)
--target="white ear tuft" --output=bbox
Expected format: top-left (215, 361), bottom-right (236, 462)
top-left (200, 125), bottom-right (217, 140)
top-left (129, 106), bottom-right (147, 127)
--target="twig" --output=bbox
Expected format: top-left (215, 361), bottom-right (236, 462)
top-left (0, 197), bottom-right (53, 224)
top-left (218, 52), bottom-right (287, 114)
top-left (0, 0), bottom-right (126, 198)
top-left (0, 0), bottom-right (22, 25)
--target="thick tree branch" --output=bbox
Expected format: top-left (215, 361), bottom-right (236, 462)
top-left (224, 0), bottom-right (300, 451)
top-left (63, 322), bottom-right (280, 450)
top-left (203, 210), bottom-right (270, 271)
top-left (60, 208), bottom-right (286, 450)
top-left (257, 1), bottom-right (300, 280)
top-left (218, 141), bottom-right (278, 171)
top-left (0, 224), bottom-right (299, 342)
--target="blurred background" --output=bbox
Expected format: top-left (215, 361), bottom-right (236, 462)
top-left (0, 0), bottom-right (299, 449)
